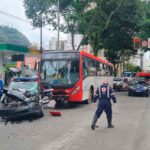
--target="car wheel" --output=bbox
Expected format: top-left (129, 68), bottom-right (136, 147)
top-left (128, 92), bottom-right (132, 96)
top-left (146, 93), bottom-right (149, 97)
top-left (117, 89), bottom-right (121, 92)
top-left (64, 101), bottom-right (73, 108)
top-left (38, 106), bottom-right (44, 118)
top-left (86, 87), bottom-right (94, 104)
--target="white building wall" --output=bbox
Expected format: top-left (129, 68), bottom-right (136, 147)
top-left (49, 37), bottom-right (57, 50)
top-left (143, 51), bottom-right (150, 71)
top-left (131, 51), bottom-right (150, 72)
top-left (49, 37), bottom-right (66, 50)
top-left (131, 55), bottom-right (141, 67)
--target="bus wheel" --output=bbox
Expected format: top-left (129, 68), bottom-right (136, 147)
top-left (86, 86), bottom-right (94, 104)
top-left (64, 101), bottom-right (73, 108)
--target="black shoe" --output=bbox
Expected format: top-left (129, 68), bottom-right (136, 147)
top-left (91, 125), bottom-right (95, 130)
top-left (108, 124), bottom-right (114, 128)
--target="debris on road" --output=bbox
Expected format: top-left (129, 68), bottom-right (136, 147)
top-left (49, 111), bottom-right (62, 116)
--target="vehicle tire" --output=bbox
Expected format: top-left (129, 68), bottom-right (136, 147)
top-left (145, 93), bottom-right (149, 97)
top-left (128, 92), bottom-right (131, 96)
top-left (86, 86), bottom-right (94, 104)
top-left (38, 106), bottom-right (44, 118)
top-left (117, 87), bottom-right (121, 92)
top-left (64, 101), bottom-right (74, 108)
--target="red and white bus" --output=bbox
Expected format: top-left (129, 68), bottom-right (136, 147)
top-left (39, 51), bottom-right (113, 104)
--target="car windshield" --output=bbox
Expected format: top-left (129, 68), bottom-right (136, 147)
top-left (113, 78), bottom-right (122, 82)
top-left (133, 80), bottom-right (147, 86)
top-left (41, 59), bottom-right (80, 85)
top-left (9, 81), bottom-right (38, 93)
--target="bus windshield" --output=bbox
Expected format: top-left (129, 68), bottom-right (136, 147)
top-left (41, 59), bottom-right (80, 86)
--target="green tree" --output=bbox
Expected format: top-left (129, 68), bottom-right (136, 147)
top-left (24, 0), bottom-right (90, 51)
top-left (103, 0), bottom-right (144, 75)
top-left (125, 63), bottom-right (141, 72)
top-left (24, 0), bottom-right (55, 28)
top-left (24, 0), bottom-right (123, 53)
top-left (58, 0), bottom-right (90, 51)
top-left (0, 25), bottom-right (30, 46)
top-left (24, 0), bottom-right (144, 68)
top-left (76, 0), bottom-right (124, 55)
top-left (139, 1), bottom-right (150, 42)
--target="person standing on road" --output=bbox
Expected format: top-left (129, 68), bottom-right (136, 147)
top-left (0, 74), bottom-right (3, 98)
top-left (91, 80), bottom-right (117, 130)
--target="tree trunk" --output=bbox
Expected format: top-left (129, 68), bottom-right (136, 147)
top-left (114, 63), bottom-right (119, 77)
top-left (76, 35), bottom-right (86, 51)
top-left (71, 31), bottom-right (75, 51)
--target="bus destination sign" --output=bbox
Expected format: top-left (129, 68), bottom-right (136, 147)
top-left (42, 52), bottom-right (80, 59)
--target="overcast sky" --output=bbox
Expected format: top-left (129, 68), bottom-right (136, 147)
top-left (0, 0), bottom-right (66, 49)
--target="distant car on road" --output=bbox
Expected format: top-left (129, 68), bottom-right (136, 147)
top-left (128, 80), bottom-right (150, 97)
top-left (113, 77), bottom-right (129, 91)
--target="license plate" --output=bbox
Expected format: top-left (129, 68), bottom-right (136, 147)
top-left (136, 90), bottom-right (141, 93)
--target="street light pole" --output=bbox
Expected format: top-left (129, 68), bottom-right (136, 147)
top-left (140, 53), bottom-right (144, 71)
top-left (57, 0), bottom-right (60, 50)
top-left (40, 15), bottom-right (43, 52)
top-left (40, 25), bottom-right (43, 51)
top-left (138, 48), bottom-right (144, 71)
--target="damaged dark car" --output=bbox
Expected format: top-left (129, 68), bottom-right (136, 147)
top-left (0, 77), bottom-right (43, 121)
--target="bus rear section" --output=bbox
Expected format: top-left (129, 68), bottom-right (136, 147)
top-left (81, 51), bottom-right (114, 103)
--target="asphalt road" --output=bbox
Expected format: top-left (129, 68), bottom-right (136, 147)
top-left (0, 92), bottom-right (150, 150)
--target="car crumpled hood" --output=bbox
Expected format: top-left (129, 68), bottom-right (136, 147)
top-left (7, 89), bottom-right (38, 103)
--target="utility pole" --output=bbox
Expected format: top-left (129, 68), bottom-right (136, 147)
top-left (140, 53), bottom-right (144, 71)
top-left (40, 15), bottom-right (43, 52)
top-left (57, 0), bottom-right (60, 50)
top-left (138, 48), bottom-right (144, 71)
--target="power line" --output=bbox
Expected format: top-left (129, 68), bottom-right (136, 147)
top-left (0, 10), bottom-right (31, 24)
top-left (0, 9), bottom-right (51, 31)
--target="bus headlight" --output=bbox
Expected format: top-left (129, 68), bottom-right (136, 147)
top-left (72, 86), bottom-right (80, 94)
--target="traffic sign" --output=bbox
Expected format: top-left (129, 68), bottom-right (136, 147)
top-left (141, 40), bottom-right (148, 47)
top-left (134, 37), bottom-right (140, 49)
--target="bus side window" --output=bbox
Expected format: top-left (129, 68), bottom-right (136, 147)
top-left (105, 66), bottom-right (110, 76)
top-left (83, 56), bottom-right (89, 77)
top-left (109, 66), bottom-right (113, 76)
top-left (94, 60), bottom-right (98, 75)
top-left (100, 64), bottom-right (106, 76)
top-left (97, 63), bottom-right (103, 76)
top-left (71, 60), bottom-right (79, 73)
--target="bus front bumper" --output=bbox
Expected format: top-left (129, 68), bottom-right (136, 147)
top-left (52, 95), bottom-right (69, 102)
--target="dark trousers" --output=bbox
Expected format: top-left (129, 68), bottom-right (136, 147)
top-left (92, 100), bottom-right (112, 126)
